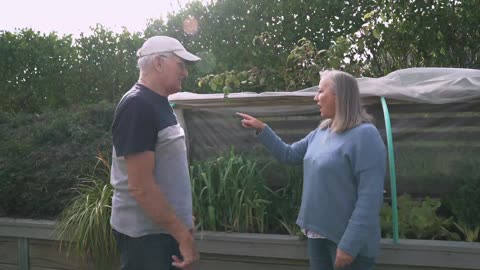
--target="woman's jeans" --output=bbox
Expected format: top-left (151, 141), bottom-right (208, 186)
top-left (307, 238), bottom-right (375, 270)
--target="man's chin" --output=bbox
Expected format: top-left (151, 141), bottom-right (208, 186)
top-left (168, 87), bottom-right (183, 95)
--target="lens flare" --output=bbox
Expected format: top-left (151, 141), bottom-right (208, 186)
top-left (183, 17), bottom-right (199, 36)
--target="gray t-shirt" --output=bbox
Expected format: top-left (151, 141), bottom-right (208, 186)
top-left (110, 83), bottom-right (193, 237)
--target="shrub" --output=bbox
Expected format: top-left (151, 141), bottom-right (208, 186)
top-left (443, 162), bottom-right (480, 241)
top-left (0, 103), bottom-right (114, 218)
top-left (381, 194), bottom-right (460, 240)
top-left (448, 165), bottom-right (480, 227)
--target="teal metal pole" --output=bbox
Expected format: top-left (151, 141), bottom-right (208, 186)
top-left (380, 97), bottom-right (399, 243)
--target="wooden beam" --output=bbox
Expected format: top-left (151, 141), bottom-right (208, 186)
top-left (18, 238), bottom-right (29, 270)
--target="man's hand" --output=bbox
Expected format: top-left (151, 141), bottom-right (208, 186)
top-left (172, 233), bottom-right (199, 269)
top-left (335, 248), bottom-right (354, 268)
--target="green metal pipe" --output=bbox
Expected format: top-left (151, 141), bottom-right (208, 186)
top-left (380, 97), bottom-right (399, 243)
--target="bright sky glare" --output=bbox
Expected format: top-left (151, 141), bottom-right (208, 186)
top-left (1, 0), bottom-right (197, 36)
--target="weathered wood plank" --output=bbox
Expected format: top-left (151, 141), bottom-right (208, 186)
top-left (31, 267), bottom-right (93, 270)
top-left (197, 232), bottom-right (307, 260)
top-left (197, 253), bottom-right (308, 270)
top-left (0, 219), bottom-right (57, 240)
top-left (197, 259), bottom-right (308, 270)
top-left (0, 263), bottom-right (18, 270)
top-left (31, 268), bottom-right (69, 270)
top-left (3, 219), bottom-right (480, 270)
top-left (29, 239), bottom-right (94, 270)
top-left (377, 266), bottom-right (459, 270)
top-left (196, 254), bottom-right (465, 270)
top-left (379, 239), bottom-right (480, 270)
top-left (0, 237), bottom-right (18, 264)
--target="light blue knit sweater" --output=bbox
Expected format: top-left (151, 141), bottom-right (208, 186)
top-left (257, 123), bottom-right (386, 258)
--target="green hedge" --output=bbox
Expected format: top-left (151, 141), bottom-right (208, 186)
top-left (0, 103), bottom-right (114, 218)
top-left (0, 28), bottom-right (141, 113)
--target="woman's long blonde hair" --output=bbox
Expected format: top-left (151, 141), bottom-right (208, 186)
top-left (319, 70), bottom-right (373, 132)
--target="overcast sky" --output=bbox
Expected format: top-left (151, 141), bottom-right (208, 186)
top-left (1, 0), bottom-right (198, 36)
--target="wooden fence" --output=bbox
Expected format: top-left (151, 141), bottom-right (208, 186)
top-left (1, 218), bottom-right (480, 270)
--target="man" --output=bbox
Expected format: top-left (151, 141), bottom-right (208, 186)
top-left (110, 36), bottom-right (200, 270)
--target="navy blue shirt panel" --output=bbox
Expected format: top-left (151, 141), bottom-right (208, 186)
top-left (112, 84), bottom-right (177, 157)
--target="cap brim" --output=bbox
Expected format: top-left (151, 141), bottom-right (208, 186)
top-left (174, 50), bottom-right (201, 62)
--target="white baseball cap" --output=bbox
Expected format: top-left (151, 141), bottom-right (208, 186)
top-left (136, 36), bottom-right (201, 62)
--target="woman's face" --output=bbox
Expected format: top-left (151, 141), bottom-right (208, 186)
top-left (314, 78), bottom-right (336, 119)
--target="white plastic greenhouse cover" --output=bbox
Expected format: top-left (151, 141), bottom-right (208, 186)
top-left (170, 68), bottom-right (480, 105)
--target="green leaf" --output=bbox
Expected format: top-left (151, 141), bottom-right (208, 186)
top-left (373, 29), bottom-right (380, 40)
top-left (330, 57), bottom-right (341, 68)
top-left (209, 80), bottom-right (218, 92)
top-left (363, 11), bottom-right (374, 20)
top-left (222, 85), bottom-right (232, 95)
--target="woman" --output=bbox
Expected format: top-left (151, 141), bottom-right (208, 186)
top-left (237, 70), bottom-right (386, 270)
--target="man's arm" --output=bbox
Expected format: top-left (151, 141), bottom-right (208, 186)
top-left (126, 151), bottom-right (197, 268)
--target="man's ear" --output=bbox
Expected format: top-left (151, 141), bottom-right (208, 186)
top-left (154, 56), bottom-right (164, 73)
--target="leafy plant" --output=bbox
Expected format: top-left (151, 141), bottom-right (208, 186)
top-left (447, 169), bottom-right (480, 229)
top-left (56, 152), bottom-right (116, 270)
top-left (196, 67), bottom-right (280, 94)
top-left (381, 194), bottom-right (460, 240)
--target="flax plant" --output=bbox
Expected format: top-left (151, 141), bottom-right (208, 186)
top-left (56, 152), bottom-right (116, 269)
top-left (453, 222), bottom-right (480, 242)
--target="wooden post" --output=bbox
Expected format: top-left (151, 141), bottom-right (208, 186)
top-left (18, 237), bottom-right (29, 270)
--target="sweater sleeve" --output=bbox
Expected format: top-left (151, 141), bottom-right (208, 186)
top-left (338, 125), bottom-right (386, 257)
top-left (255, 124), bottom-right (316, 165)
